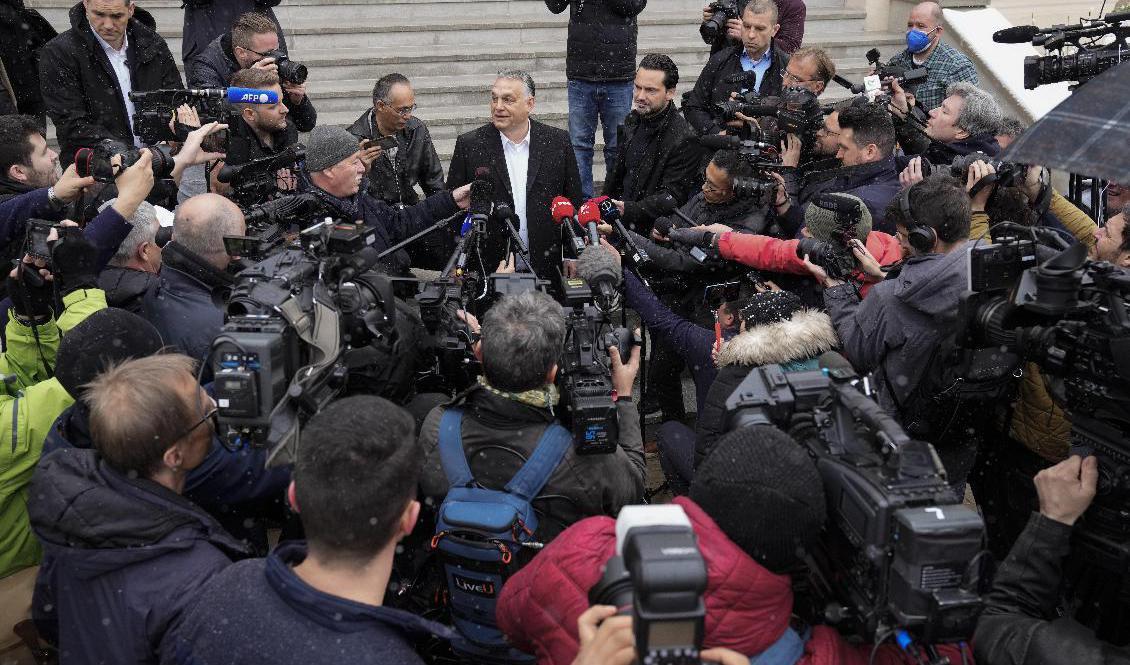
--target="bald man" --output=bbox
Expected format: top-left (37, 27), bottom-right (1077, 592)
top-left (141, 193), bottom-right (245, 363)
top-left (884, 1), bottom-right (978, 112)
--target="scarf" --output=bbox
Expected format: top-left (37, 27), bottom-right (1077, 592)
top-left (477, 375), bottom-right (560, 410)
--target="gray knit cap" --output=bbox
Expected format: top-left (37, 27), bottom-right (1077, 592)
top-left (304, 125), bottom-right (361, 173)
top-left (804, 192), bottom-right (872, 243)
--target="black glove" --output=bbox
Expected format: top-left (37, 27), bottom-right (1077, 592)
top-left (668, 227), bottom-right (716, 248)
top-left (50, 232), bottom-right (100, 297)
top-left (8, 263), bottom-right (55, 322)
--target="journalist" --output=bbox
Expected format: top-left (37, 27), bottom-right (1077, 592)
top-left (0, 115), bottom-right (61, 205)
top-left (603, 54), bottom-right (702, 236)
top-left (891, 80), bottom-right (1003, 165)
top-left (173, 396), bottom-right (453, 665)
top-left (187, 12), bottom-right (316, 133)
top-left (181, 0), bottom-right (284, 65)
top-left (883, 1), bottom-right (978, 112)
top-left (39, 0), bottom-right (183, 163)
top-left (418, 290), bottom-right (646, 542)
top-left (300, 125), bottom-right (471, 277)
top-left (29, 354), bottom-right (251, 664)
top-left (781, 46), bottom-right (836, 97)
top-left (96, 199), bottom-right (161, 312)
top-left (700, 0), bottom-right (804, 55)
top-left (684, 0), bottom-right (790, 136)
top-left (0, 0), bottom-right (56, 121)
top-left (224, 67), bottom-right (304, 167)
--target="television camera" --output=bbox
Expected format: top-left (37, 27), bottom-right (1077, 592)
top-left (992, 10), bottom-right (1130, 89)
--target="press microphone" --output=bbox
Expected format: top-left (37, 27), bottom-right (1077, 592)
top-left (226, 87), bottom-right (281, 104)
top-left (577, 199), bottom-right (602, 246)
top-left (992, 25), bottom-right (1041, 43)
top-left (551, 196), bottom-right (586, 254)
top-left (594, 196), bottom-right (649, 266)
top-left (576, 244), bottom-right (623, 310)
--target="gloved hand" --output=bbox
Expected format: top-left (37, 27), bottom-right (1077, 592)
top-left (668, 227), bottom-right (716, 248)
top-left (50, 231), bottom-right (100, 297)
top-left (8, 262), bottom-right (55, 322)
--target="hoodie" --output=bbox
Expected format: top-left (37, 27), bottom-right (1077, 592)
top-left (28, 447), bottom-right (249, 664)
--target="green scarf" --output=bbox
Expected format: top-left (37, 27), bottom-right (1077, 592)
top-left (477, 375), bottom-right (560, 410)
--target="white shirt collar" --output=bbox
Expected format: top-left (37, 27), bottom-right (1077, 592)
top-left (501, 121), bottom-right (532, 149)
top-left (91, 25), bottom-right (128, 57)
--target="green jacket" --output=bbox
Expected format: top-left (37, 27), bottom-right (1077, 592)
top-left (0, 288), bottom-right (106, 579)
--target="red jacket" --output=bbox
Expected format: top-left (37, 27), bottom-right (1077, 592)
top-left (716, 231), bottom-right (904, 297)
top-left (496, 496), bottom-right (969, 665)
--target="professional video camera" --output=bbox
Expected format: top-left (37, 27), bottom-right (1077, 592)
top-left (211, 219), bottom-right (404, 464)
top-left (716, 87), bottom-right (824, 145)
top-left (589, 505), bottom-right (709, 665)
top-left (959, 231), bottom-right (1130, 642)
top-left (217, 145), bottom-right (306, 206)
top-left (723, 354), bottom-right (987, 651)
top-left (128, 87), bottom-right (229, 146)
top-left (795, 193), bottom-right (865, 281)
top-left (73, 139), bottom-right (175, 184)
top-left (992, 10), bottom-right (1130, 89)
top-left (701, 0), bottom-right (740, 42)
top-left (699, 129), bottom-right (783, 206)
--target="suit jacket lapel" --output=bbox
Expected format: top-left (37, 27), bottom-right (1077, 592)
top-left (487, 127), bottom-right (513, 204)
top-left (525, 121), bottom-right (544, 199)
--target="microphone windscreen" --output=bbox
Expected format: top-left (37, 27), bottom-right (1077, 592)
top-left (654, 192), bottom-right (678, 216)
top-left (551, 196), bottom-right (575, 222)
top-left (469, 178), bottom-right (494, 215)
top-left (653, 216), bottom-right (674, 236)
top-left (577, 245), bottom-right (622, 289)
top-left (865, 48), bottom-right (881, 64)
top-left (226, 87), bottom-right (281, 104)
top-left (577, 201), bottom-right (602, 224)
top-left (992, 25), bottom-right (1040, 43)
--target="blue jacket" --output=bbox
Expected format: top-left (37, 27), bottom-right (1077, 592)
top-left (28, 447), bottom-right (250, 664)
top-left (786, 156), bottom-right (903, 235)
top-left (173, 541), bottom-right (455, 665)
top-left (141, 242), bottom-right (233, 365)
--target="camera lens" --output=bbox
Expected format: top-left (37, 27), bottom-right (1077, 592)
top-left (588, 556), bottom-right (633, 614)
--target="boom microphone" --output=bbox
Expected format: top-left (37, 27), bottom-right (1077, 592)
top-left (551, 196), bottom-right (586, 254)
top-left (992, 25), bottom-right (1041, 43)
top-left (226, 87), bottom-right (281, 104)
top-left (577, 200), bottom-right (602, 246)
top-left (576, 244), bottom-right (622, 310)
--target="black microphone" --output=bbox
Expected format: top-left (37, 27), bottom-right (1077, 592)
top-left (992, 25), bottom-right (1040, 43)
top-left (697, 134), bottom-right (743, 151)
top-left (595, 196), bottom-right (649, 266)
top-left (493, 202), bottom-right (533, 261)
top-left (865, 48), bottom-right (882, 66)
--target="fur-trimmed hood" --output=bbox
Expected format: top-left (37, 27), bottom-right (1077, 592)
top-left (715, 308), bottom-right (838, 368)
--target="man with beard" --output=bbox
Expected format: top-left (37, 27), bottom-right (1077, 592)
top-left (0, 115), bottom-right (61, 205)
top-left (603, 54), bottom-right (702, 236)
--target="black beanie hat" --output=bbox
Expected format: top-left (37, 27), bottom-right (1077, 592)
top-left (55, 308), bottom-right (165, 401)
top-left (690, 425), bottom-right (826, 574)
top-left (734, 289), bottom-right (803, 328)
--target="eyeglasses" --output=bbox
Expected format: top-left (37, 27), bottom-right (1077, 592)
top-left (380, 101), bottom-right (417, 118)
top-left (168, 394), bottom-right (219, 449)
top-left (780, 70), bottom-right (817, 85)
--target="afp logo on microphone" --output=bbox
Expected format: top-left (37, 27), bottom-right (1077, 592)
top-left (238, 92), bottom-right (272, 103)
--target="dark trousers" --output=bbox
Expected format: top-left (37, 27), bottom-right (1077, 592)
top-left (656, 421), bottom-right (696, 495)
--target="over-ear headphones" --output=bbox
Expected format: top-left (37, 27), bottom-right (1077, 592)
top-left (899, 183), bottom-right (937, 253)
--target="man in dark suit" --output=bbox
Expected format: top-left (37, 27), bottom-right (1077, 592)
top-left (447, 70), bottom-right (584, 285)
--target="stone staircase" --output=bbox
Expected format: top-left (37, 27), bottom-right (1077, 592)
top-left (28, 0), bottom-right (908, 182)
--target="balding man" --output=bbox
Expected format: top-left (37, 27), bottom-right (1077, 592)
top-left (884, 1), bottom-right (977, 112)
top-left (142, 193), bottom-right (245, 363)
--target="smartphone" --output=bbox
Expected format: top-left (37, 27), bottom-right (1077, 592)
top-left (374, 135), bottom-right (398, 150)
top-left (24, 219), bottom-right (56, 263)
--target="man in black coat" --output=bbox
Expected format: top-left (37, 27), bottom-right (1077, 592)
top-left (181, 0), bottom-right (285, 67)
top-left (0, 0), bottom-right (57, 122)
top-left (447, 71), bottom-right (584, 286)
top-left (222, 67), bottom-right (308, 175)
top-left (39, 0), bottom-right (183, 166)
top-left (684, 0), bottom-right (789, 136)
top-left (603, 54), bottom-right (702, 236)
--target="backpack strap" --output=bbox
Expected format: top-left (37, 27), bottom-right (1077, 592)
top-left (437, 408), bottom-right (474, 488)
top-left (504, 422), bottom-right (573, 502)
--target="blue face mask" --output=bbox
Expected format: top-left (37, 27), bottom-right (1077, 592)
top-left (906, 27), bottom-right (937, 54)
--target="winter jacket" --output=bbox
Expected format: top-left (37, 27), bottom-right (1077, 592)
top-left (497, 495), bottom-right (949, 665)
top-left (782, 156), bottom-right (904, 235)
top-left (224, 109), bottom-right (308, 168)
top-left (602, 103), bottom-right (703, 234)
top-left (140, 243), bottom-right (234, 365)
top-left (701, 0), bottom-right (806, 55)
top-left (98, 265), bottom-right (160, 313)
top-left (717, 229), bottom-right (903, 297)
top-left (346, 109), bottom-right (446, 206)
top-left (39, 3), bottom-right (183, 165)
top-left (695, 308), bottom-right (838, 467)
top-left (301, 175), bottom-right (461, 277)
top-left (545, 0), bottom-right (646, 82)
top-left (823, 242), bottom-right (972, 416)
top-left (974, 513), bottom-right (1130, 664)
top-left (173, 541), bottom-right (454, 665)
top-left (0, 0), bottom-right (56, 118)
top-left (186, 33), bottom-right (317, 133)
top-left (0, 288), bottom-right (106, 579)
top-left (180, 0), bottom-right (285, 65)
top-left (29, 446), bottom-right (250, 663)
top-left (418, 384), bottom-right (646, 542)
top-left (896, 121), bottom-right (1000, 167)
top-left (683, 43), bottom-right (789, 136)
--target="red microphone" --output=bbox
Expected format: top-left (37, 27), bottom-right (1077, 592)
top-left (577, 199), bottom-right (602, 246)
top-left (551, 196), bottom-right (586, 253)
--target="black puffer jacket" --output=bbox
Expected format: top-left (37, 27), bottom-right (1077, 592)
top-left (683, 43), bottom-right (788, 136)
top-left (545, 0), bottom-right (647, 82)
top-left (0, 0), bottom-right (56, 119)
top-left (39, 3), bottom-right (183, 165)
top-left (98, 265), bottom-right (159, 314)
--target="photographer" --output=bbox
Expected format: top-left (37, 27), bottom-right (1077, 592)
top-left (0, 116), bottom-right (61, 206)
top-left (418, 290), bottom-right (645, 542)
top-left (181, 1), bottom-right (284, 66)
top-left (699, 0), bottom-right (805, 55)
top-left (890, 80), bottom-right (1002, 165)
top-left (684, 0), bottom-right (790, 136)
top-left (300, 125), bottom-right (471, 277)
top-left (973, 455), bottom-right (1130, 663)
top-left (188, 12), bottom-right (316, 133)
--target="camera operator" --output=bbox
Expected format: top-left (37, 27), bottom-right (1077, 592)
top-left (699, 0), bottom-right (805, 55)
top-left (96, 199), bottom-right (161, 312)
top-left (224, 68), bottom-right (303, 168)
top-left (141, 193), bottom-right (244, 364)
top-left (883, 2), bottom-right (978, 113)
top-left (39, 0), bottom-right (183, 164)
top-left (684, 0), bottom-right (790, 136)
top-left (807, 173), bottom-right (981, 489)
top-left (172, 396), bottom-right (453, 665)
top-left (418, 290), bottom-right (645, 543)
top-left (889, 80), bottom-right (1002, 165)
top-left (602, 54), bottom-right (703, 236)
top-left (299, 125), bottom-right (471, 277)
top-left (28, 353), bottom-right (252, 664)
top-left (187, 12), bottom-right (316, 133)
top-left (973, 455), bottom-right (1130, 664)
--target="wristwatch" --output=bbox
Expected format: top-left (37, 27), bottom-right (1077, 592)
top-left (46, 186), bottom-right (66, 210)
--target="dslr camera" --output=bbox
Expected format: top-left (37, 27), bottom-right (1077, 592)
top-left (73, 139), bottom-right (175, 184)
top-left (701, 0), bottom-right (740, 42)
top-left (262, 49), bottom-right (308, 85)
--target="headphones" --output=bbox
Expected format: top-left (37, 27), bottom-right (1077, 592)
top-left (898, 183), bottom-right (937, 253)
